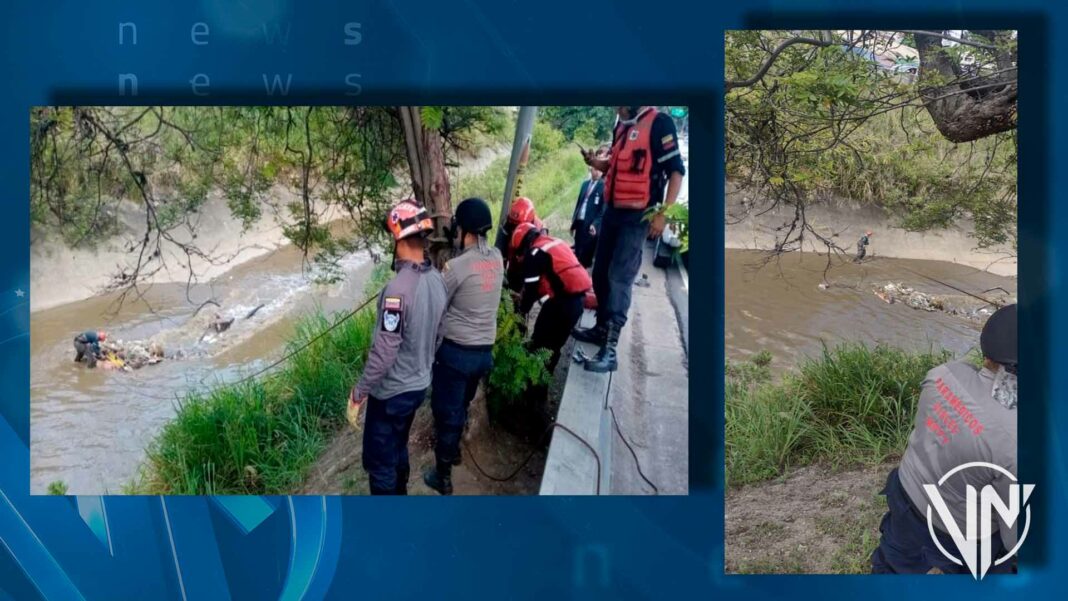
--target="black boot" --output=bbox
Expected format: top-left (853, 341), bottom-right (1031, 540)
top-left (395, 466), bottom-right (410, 495)
top-left (572, 321), bottom-right (607, 345)
top-left (423, 461), bottom-right (453, 496)
top-left (584, 323), bottom-right (620, 373)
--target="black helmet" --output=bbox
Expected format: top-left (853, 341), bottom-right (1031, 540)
top-left (455, 197), bottom-right (493, 235)
top-left (981, 303), bottom-right (1017, 371)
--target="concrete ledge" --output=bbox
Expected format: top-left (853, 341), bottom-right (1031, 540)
top-left (540, 244), bottom-right (689, 495)
top-left (539, 312), bottom-right (612, 495)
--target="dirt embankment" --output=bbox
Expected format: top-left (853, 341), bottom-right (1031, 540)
top-left (726, 462), bottom-right (894, 574)
top-left (725, 181), bottom-right (1017, 277)
top-left (300, 386), bottom-right (547, 495)
top-left (303, 301), bottom-right (574, 495)
top-left (30, 187), bottom-right (308, 313)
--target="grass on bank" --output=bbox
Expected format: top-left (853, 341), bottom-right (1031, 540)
top-left (725, 343), bottom-right (952, 487)
top-left (139, 308), bottom-right (379, 494)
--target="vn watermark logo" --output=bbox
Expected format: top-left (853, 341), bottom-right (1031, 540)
top-left (923, 461), bottom-right (1034, 580)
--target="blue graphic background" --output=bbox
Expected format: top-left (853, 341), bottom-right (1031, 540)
top-left (0, 0), bottom-right (1061, 598)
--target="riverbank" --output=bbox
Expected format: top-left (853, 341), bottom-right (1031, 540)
top-left (724, 343), bottom-right (959, 573)
top-left (30, 145), bottom-right (509, 313)
top-left (725, 180), bottom-right (1017, 277)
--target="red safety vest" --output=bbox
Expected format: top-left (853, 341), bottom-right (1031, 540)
top-left (529, 236), bottom-right (592, 298)
top-left (605, 107), bottom-right (658, 210)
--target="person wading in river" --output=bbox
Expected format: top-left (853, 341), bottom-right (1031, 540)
top-left (423, 198), bottom-right (504, 496)
top-left (871, 303), bottom-right (1018, 574)
top-left (73, 330), bottom-right (107, 368)
top-left (349, 200), bottom-right (447, 495)
top-left (854, 230), bottom-right (873, 262)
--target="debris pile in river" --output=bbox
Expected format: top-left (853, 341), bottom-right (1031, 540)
top-left (873, 282), bottom-right (941, 311)
top-left (872, 282), bottom-right (1012, 321)
top-left (98, 340), bottom-right (165, 371)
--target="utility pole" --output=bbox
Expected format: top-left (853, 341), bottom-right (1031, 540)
top-left (495, 106), bottom-right (538, 253)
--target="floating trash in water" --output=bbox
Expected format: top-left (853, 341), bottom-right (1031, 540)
top-left (99, 339), bottom-right (165, 371)
top-left (872, 281), bottom-right (1013, 322)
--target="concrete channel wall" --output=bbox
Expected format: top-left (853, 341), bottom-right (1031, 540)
top-left (540, 244), bottom-right (689, 495)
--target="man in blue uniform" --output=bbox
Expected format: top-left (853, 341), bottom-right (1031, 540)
top-left (349, 200), bottom-right (448, 495)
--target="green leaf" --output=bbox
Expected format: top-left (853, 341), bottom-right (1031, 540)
top-left (420, 106), bottom-right (444, 130)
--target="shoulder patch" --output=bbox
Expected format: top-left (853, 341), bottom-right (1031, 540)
top-left (381, 296), bottom-right (403, 333)
top-left (661, 134), bottom-right (676, 149)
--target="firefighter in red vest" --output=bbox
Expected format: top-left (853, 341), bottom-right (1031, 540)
top-left (573, 106), bottom-right (685, 372)
top-left (510, 222), bottom-right (593, 373)
top-left (503, 196), bottom-right (546, 290)
top-left (504, 196), bottom-right (545, 237)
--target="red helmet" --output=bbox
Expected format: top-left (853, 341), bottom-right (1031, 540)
top-left (97, 331), bottom-right (108, 341)
top-left (510, 222), bottom-right (539, 259)
top-left (385, 199), bottom-right (432, 241)
top-left (507, 197), bottom-right (537, 227)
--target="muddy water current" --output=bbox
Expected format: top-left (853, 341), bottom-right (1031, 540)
top-left (725, 249), bottom-right (1017, 371)
top-left (30, 244), bottom-right (376, 494)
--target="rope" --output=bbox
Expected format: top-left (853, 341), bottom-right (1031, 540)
top-left (605, 371), bottom-right (659, 495)
top-left (217, 291), bottom-right (380, 390)
top-left (463, 420), bottom-right (602, 495)
top-left (895, 264), bottom-right (1005, 308)
top-left (463, 366), bottom-right (661, 496)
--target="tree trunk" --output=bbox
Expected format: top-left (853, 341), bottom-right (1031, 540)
top-left (915, 32), bottom-right (1017, 143)
top-left (398, 106), bottom-right (452, 267)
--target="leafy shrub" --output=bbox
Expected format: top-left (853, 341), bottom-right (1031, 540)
top-left (486, 292), bottom-right (552, 416)
top-left (531, 122), bottom-right (566, 158)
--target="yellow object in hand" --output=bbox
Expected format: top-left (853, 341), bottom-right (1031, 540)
top-left (346, 400), bottom-right (364, 430)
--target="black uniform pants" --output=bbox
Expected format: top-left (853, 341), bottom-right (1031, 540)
top-left (531, 292), bottom-right (585, 373)
top-left (592, 207), bottom-right (647, 330)
top-left (871, 468), bottom-right (1013, 574)
top-left (572, 220), bottom-right (597, 268)
top-left (73, 338), bottom-right (96, 368)
top-left (430, 341), bottom-right (493, 466)
top-left (362, 388), bottom-right (425, 495)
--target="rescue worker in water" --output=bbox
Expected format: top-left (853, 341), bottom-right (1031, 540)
top-left (349, 200), bottom-right (448, 495)
top-left (855, 230), bottom-right (873, 263)
top-left (73, 330), bottom-right (108, 368)
top-left (573, 106), bottom-right (685, 372)
top-left (871, 303), bottom-right (1018, 574)
top-left (423, 198), bottom-right (504, 496)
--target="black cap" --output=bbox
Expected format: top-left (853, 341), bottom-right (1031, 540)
top-left (455, 197), bottom-right (493, 235)
top-left (981, 303), bottom-right (1017, 368)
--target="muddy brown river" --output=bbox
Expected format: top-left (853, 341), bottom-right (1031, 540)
top-left (30, 244), bottom-right (376, 494)
top-left (725, 249), bottom-right (1017, 370)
